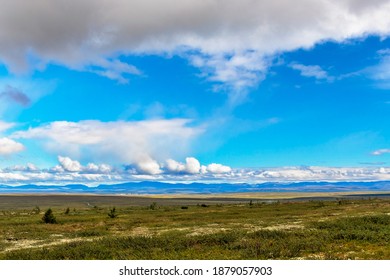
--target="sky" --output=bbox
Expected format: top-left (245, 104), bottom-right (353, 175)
top-left (0, 0), bottom-right (389, 185)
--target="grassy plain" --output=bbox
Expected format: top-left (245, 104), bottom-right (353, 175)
top-left (0, 194), bottom-right (390, 260)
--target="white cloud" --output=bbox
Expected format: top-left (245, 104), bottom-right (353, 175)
top-left (0, 121), bottom-right (14, 133)
top-left (6, 163), bottom-right (38, 172)
top-left (58, 156), bottom-right (82, 172)
top-left (135, 156), bottom-right (162, 175)
top-left (215, 166), bottom-right (390, 183)
top-left (85, 163), bottom-right (112, 173)
top-left (51, 156), bottom-right (114, 174)
top-left (50, 165), bottom-right (65, 173)
top-left (369, 52), bottom-right (390, 88)
top-left (289, 63), bottom-right (334, 81)
top-left (184, 157), bottom-right (201, 174)
top-left (165, 157), bottom-right (201, 174)
top-left (187, 51), bottom-right (269, 92)
top-left (164, 157), bottom-right (232, 175)
top-left (371, 149), bottom-right (390, 156)
top-left (206, 163), bottom-right (232, 174)
top-left (0, 165), bottom-right (389, 186)
top-left (25, 162), bottom-right (39, 171)
top-left (0, 137), bottom-right (24, 155)
top-left (13, 119), bottom-right (203, 169)
top-left (165, 159), bottom-right (186, 173)
top-left (1, 1), bottom-right (390, 89)
top-left (86, 58), bottom-right (142, 83)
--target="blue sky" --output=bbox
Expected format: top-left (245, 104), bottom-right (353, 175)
top-left (0, 1), bottom-right (389, 184)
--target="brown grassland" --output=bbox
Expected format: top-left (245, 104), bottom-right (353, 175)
top-left (0, 193), bottom-right (389, 260)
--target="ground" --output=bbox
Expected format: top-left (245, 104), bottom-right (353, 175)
top-left (0, 193), bottom-right (389, 259)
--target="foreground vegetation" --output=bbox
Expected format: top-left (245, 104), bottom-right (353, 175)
top-left (1, 197), bottom-right (390, 259)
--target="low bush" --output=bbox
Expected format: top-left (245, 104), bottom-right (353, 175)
top-left (108, 207), bottom-right (118, 218)
top-left (42, 208), bottom-right (57, 224)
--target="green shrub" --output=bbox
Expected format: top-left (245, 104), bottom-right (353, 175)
top-left (108, 207), bottom-right (117, 218)
top-left (42, 208), bottom-right (57, 224)
top-left (149, 202), bottom-right (158, 210)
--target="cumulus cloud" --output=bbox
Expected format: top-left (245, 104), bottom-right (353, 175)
top-left (206, 163), bottom-right (232, 174)
top-left (250, 166), bottom-right (390, 182)
top-left (0, 137), bottom-right (24, 155)
top-left (52, 156), bottom-right (113, 174)
top-left (57, 156), bottom-right (82, 172)
top-left (0, 164), bottom-right (389, 186)
top-left (134, 156), bottom-right (162, 175)
top-left (85, 163), bottom-right (112, 173)
top-left (50, 155), bottom-right (231, 176)
top-left (165, 157), bottom-right (232, 175)
top-left (165, 159), bottom-right (186, 173)
top-left (165, 158), bottom-right (199, 174)
top-left (13, 119), bottom-right (203, 169)
top-left (1, 1), bottom-right (390, 89)
top-left (165, 157), bottom-right (200, 174)
top-left (184, 157), bottom-right (201, 174)
top-left (371, 149), bottom-right (390, 156)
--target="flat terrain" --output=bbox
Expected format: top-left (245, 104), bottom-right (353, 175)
top-left (1, 191), bottom-right (390, 209)
top-left (0, 193), bottom-right (390, 260)
top-left (0, 194), bottom-right (251, 209)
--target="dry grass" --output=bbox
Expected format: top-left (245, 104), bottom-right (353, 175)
top-left (0, 196), bottom-right (389, 259)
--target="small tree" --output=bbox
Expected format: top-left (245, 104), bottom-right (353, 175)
top-left (108, 207), bottom-right (117, 218)
top-left (42, 208), bottom-right (57, 224)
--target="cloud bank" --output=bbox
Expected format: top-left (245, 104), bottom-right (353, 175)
top-left (13, 119), bottom-right (203, 166)
top-left (1, 0), bottom-right (390, 87)
top-left (0, 159), bottom-right (389, 185)
top-left (165, 157), bottom-right (201, 174)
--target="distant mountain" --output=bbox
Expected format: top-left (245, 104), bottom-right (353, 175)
top-left (0, 180), bottom-right (389, 194)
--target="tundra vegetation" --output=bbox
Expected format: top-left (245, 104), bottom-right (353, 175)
top-left (41, 208), bottom-right (57, 224)
top-left (0, 197), bottom-right (389, 260)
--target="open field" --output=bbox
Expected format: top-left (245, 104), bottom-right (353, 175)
top-left (1, 191), bottom-right (390, 209)
top-left (1, 193), bottom-right (390, 260)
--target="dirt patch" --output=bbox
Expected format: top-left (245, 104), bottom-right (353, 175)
top-left (297, 252), bottom-right (326, 260)
top-left (187, 226), bottom-right (229, 236)
top-left (3, 237), bottom-right (98, 252)
top-left (266, 222), bottom-right (304, 230)
top-left (130, 227), bottom-right (154, 237)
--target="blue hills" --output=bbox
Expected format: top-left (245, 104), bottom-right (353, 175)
top-left (0, 181), bottom-right (389, 194)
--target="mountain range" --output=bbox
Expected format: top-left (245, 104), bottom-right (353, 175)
top-left (0, 181), bottom-right (389, 194)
